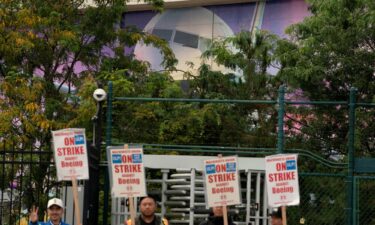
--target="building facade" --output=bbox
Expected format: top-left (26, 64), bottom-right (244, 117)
top-left (121, 0), bottom-right (310, 79)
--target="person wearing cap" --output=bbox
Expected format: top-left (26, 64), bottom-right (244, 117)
top-left (269, 207), bottom-right (282, 225)
top-left (199, 206), bottom-right (235, 225)
top-left (125, 196), bottom-right (168, 225)
top-left (29, 198), bottom-right (70, 225)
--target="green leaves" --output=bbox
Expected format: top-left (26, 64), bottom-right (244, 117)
top-left (276, 0), bottom-right (375, 156)
top-left (202, 30), bottom-right (278, 99)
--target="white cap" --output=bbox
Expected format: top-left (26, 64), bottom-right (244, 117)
top-left (47, 198), bottom-right (64, 209)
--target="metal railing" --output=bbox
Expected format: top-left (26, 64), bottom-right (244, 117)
top-left (0, 143), bottom-right (60, 225)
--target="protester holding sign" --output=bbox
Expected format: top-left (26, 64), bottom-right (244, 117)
top-left (199, 206), bottom-right (235, 225)
top-left (29, 198), bottom-right (70, 225)
top-left (125, 196), bottom-right (168, 225)
top-left (52, 128), bottom-right (88, 225)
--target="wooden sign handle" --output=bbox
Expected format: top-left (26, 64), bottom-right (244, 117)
top-left (129, 197), bottom-right (136, 225)
top-left (282, 206), bottom-right (287, 225)
top-left (72, 176), bottom-right (82, 225)
top-left (222, 205), bottom-right (228, 225)
top-left (217, 154), bottom-right (228, 225)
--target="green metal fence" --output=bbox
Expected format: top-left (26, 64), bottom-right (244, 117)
top-left (0, 142), bottom-right (67, 225)
top-left (355, 177), bottom-right (375, 225)
top-left (288, 174), bottom-right (347, 225)
top-left (103, 81), bottom-right (375, 225)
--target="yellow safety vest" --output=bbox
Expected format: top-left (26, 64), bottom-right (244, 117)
top-left (126, 217), bottom-right (168, 225)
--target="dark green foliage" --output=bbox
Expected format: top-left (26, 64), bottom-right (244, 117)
top-left (276, 0), bottom-right (375, 157)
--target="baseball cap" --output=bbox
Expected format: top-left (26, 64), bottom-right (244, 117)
top-left (269, 207), bottom-right (282, 218)
top-left (47, 198), bottom-right (64, 209)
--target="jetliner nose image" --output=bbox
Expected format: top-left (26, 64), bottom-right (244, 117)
top-left (134, 7), bottom-right (235, 80)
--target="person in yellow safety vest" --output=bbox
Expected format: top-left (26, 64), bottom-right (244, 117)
top-left (18, 216), bottom-right (29, 225)
top-left (125, 196), bottom-right (168, 225)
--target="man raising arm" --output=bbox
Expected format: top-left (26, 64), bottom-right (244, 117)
top-left (29, 198), bottom-right (70, 225)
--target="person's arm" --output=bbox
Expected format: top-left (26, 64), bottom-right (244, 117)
top-left (28, 206), bottom-right (39, 225)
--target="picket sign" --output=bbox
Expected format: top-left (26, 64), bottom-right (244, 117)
top-left (108, 144), bottom-right (147, 225)
top-left (203, 155), bottom-right (241, 207)
top-left (52, 128), bottom-right (89, 181)
top-left (52, 128), bottom-right (89, 225)
top-left (203, 155), bottom-right (241, 225)
top-left (265, 154), bottom-right (300, 225)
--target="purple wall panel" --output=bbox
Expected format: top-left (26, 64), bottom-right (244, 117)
top-left (122, 11), bottom-right (157, 29)
top-left (262, 0), bottom-right (310, 37)
top-left (122, 3), bottom-right (255, 34)
top-left (205, 3), bottom-right (255, 33)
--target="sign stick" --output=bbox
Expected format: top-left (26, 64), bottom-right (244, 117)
top-left (72, 176), bottom-right (82, 225)
top-left (282, 206), bottom-right (287, 225)
top-left (123, 144), bottom-right (136, 225)
top-left (222, 205), bottom-right (228, 225)
top-left (129, 197), bottom-right (136, 225)
top-left (216, 154), bottom-right (228, 225)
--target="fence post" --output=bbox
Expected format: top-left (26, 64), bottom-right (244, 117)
top-left (103, 81), bottom-right (113, 225)
top-left (83, 86), bottom-right (105, 225)
top-left (277, 85), bottom-right (285, 154)
top-left (347, 87), bottom-right (356, 225)
top-left (353, 177), bottom-right (359, 225)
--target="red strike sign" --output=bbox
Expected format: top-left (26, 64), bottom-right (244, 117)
top-left (52, 128), bottom-right (89, 181)
top-left (114, 155), bottom-right (141, 173)
top-left (109, 147), bottom-right (146, 198)
top-left (57, 137), bottom-right (85, 168)
top-left (204, 156), bottom-right (241, 207)
top-left (207, 164), bottom-right (236, 194)
top-left (265, 154), bottom-right (300, 207)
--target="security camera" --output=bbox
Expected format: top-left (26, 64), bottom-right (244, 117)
top-left (93, 88), bottom-right (107, 102)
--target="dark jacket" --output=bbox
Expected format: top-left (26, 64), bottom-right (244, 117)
top-left (199, 216), bottom-right (235, 225)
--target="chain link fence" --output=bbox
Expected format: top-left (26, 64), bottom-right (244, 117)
top-left (1, 144), bottom-right (375, 225)
top-left (356, 177), bottom-right (375, 225)
top-left (285, 174), bottom-right (347, 225)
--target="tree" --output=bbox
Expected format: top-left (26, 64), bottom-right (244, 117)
top-left (191, 31), bottom-right (280, 147)
top-left (0, 0), bottom-right (175, 220)
top-left (275, 0), bottom-right (375, 157)
top-left (108, 31), bottom-right (281, 149)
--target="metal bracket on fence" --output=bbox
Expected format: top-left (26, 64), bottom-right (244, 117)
top-left (250, 203), bottom-right (259, 211)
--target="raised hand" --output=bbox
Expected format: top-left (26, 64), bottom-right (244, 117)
top-left (29, 205), bottom-right (39, 223)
